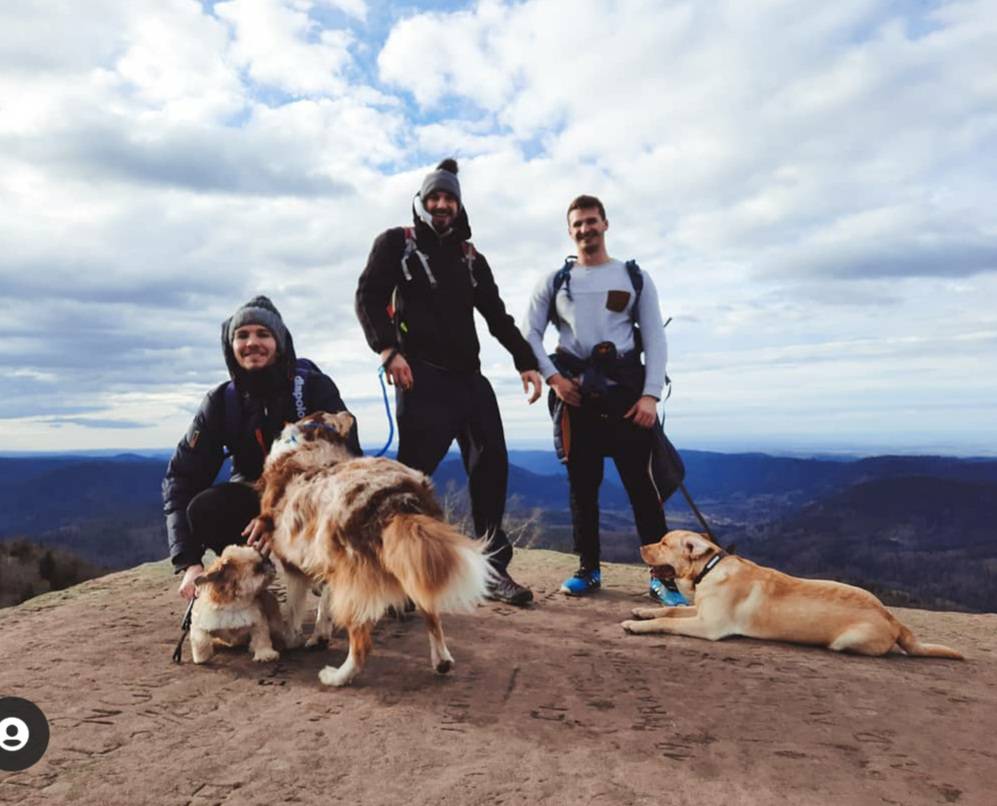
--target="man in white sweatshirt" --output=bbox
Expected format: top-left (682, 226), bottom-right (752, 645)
top-left (522, 195), bottom-right (687, 604)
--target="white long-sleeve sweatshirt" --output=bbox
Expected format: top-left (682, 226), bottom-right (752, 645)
top-left (521, 258), bottom-right (668, 399)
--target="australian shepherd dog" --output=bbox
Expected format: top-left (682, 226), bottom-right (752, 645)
top-left (256, 411), bottom-right (492, 687)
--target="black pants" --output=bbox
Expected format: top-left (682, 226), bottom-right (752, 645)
top-left (186, 483), bottom-right (260, 565)
top-left (565, 388), bottom-right (667, 571)
top-left (396, 360), bottom-right (513, 572)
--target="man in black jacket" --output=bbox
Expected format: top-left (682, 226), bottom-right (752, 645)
top-left (355, 158), bottom-right (543, 606)
top-left (163, 296), bottom-right (359, 600)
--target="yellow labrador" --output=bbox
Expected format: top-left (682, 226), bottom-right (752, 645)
top-left (622, 530), bottom-right (963, 659)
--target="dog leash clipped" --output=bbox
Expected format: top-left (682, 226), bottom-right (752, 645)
top-left (692, 550), bottom-right (727, 586)
top-left (372, 365), bottom-right (396, 458)
top-left (172, 595), bottom-right (197, 664)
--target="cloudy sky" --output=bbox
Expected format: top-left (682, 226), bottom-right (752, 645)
top-left (1, 0), bottom-right (995, 457)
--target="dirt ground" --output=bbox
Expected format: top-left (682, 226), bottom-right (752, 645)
top-left (1, 548), bottom-right (994, 805)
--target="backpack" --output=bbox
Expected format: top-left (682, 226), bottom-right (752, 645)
top-left (547, 257), bottom-right (673, 395)
top-left (547, 257), bottom-right (644, 328)
top-left (386, 227), bottom-right (479, 334)
top-left (221, 357), bottom-right (319, 455)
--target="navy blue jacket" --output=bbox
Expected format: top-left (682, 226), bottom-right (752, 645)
top-left (163, 328), bottom-right (358, 572)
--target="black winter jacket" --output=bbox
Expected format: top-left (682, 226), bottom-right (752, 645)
top-left (162, 329), bottom-right (359, 572)
top-left (355, 207), bottom-right (538, 374)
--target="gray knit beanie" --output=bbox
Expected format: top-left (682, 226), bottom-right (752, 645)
top-left (419, 158), bottom-right (461, 205)
top-left (225, 295), bottom-right (288, 355)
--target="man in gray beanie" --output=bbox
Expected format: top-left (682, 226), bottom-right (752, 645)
top-left (356, 158), bottom-right (543, 606)
top-left (163, 295), bottom-right (360, 600)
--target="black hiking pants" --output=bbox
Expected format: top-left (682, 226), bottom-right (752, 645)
top-left (565, 387), bottom-right (667, 572)
top-left (395, 359), bottom-right (514, 572)
top-left (185, 483), bottom-right (260, 567)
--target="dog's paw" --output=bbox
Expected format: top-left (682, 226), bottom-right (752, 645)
top-left (304, 633), bottom-right (328, 649)
top-left (631, 607), bottom-right (656, 620)
top-left (283, 630), bottom-right (306, 650)
top-left (621, 620), bottom-right (639, 634)
top-left (434, 659), bottom-right (454, 675)
top-left (318, 665), bottom-right (355, 687)
top-left (253, 648), bottom-right (280, 663)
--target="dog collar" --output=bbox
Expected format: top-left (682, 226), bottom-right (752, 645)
top-left (693, 551), bottom-right (727, 586)
top-left (297, 422), bottom-right (340, 436)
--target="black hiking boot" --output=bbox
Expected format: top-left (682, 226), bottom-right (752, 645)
top-left (486, 571), bottom-right (533, 606)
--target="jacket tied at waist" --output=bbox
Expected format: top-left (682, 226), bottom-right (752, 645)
top-left (546, 344), bottom-right (686, 506)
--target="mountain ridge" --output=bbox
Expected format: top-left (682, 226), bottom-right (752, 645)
top-left (3, 451), bottom-right (995, 612)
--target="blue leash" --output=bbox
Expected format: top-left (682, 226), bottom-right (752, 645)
top-left (372, 366), bottom-right (395, 457)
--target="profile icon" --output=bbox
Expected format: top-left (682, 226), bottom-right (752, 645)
top-left (0, 698), bottom-right (49, 772)
top-left (0, 717), bottom-right (30, 752)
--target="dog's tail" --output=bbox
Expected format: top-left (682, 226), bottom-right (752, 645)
top-left (895, 623), bottom-right (964, 660)
top-left (381, 513), bottom-right (492, 613)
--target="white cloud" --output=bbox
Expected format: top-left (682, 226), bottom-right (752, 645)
top-left (1, 0), bottom-right (995, 455)
top-left (114, 1), bottom-right (244, 123)
top-left (214, 0), bottom-right (357, 96)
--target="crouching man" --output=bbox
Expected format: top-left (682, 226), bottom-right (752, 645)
top-left (164, 296), bottom-right (360, 600)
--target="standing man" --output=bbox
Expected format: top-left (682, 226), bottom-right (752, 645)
top-left (522, 195), bottom-right (687, 605)
top-left (355, 158), bottom-right (543, 606)
top-left (164, 296), bottom-right (360, 600)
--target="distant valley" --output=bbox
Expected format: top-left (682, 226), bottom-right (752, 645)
top-left (1, 449), bottom-right (995, 612)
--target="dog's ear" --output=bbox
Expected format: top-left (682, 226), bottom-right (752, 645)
top-left (201, 561), bottom-right (242, 600)
top-left (682, 534), bottom-right (713, 560)
top-left (195, 563), bottom-right (231, 587)
top-left (330, 411), bottom-right (355, 438)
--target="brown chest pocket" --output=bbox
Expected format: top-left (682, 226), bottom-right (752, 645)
top-left (606, 290), bottom-right (631, 312)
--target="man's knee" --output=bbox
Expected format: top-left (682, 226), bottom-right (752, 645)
top-left (187, 484), bottom-right (260, 548)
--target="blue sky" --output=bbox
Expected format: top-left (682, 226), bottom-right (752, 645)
top-left (1, 0), bottom-right (995, 456)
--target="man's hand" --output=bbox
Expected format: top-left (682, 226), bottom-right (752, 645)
top-left (379, 347), bottom-right (413, 390)
top-left (520, 370), bottom-right (543, 404)
top-left (242, 517), bottom-right (273, 556)
top-left (549, 373), bottom-right (582, 407)
top-left (178, 563), bottom-right (203, 601)
top-left (624, 395), bottom-right (658, 429)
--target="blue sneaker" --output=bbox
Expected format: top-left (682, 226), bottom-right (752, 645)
top-left (560, 568), bottom-right (601, 596)
top-left (649, 575), bottom-right (689, 606)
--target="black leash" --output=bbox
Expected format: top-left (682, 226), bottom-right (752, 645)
top-left (171, 595), bottom-right (197, 664)
top-left (677, 481), bottom-right (717, 544)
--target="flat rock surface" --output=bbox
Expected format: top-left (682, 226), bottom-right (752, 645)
top-left (1, 549), bottom-right (994, 805)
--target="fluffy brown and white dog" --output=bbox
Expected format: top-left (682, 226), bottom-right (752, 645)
top-left (190, 545), bottom-right (286, 664)
top-left (622, 530), bottom-right (963, 659)
top-left (256, 410), bottom-right (492, 687)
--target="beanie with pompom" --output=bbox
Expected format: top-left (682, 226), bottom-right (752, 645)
top-left (419, 157), bottom-right (461, 205)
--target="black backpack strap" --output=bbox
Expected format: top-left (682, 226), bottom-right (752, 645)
top-left (290, 360), bottom-right (312, 420)
top-left (223, 358), bottom-right (317, 456)
top-left (222, 381), bottom-right (240, 458)
top-left (461, 241), bottom-right (478, 288)
top-left (624, 259), bottom-right (643, 313)
top-left (401, 226), bottom-right (437, 289)
top-left (548, 257), bottom-right (576, 328)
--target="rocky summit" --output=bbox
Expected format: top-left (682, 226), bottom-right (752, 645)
top-left (1, 549), bottom-right (994, 805)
